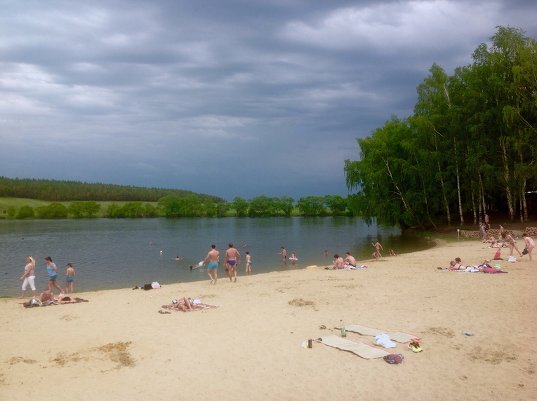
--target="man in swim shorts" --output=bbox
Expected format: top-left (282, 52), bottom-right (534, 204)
top-left (225, 243), bottom-right (241, 282)
top-left (204, 244), bottom-right (220, 285)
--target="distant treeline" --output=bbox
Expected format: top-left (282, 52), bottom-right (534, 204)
top-left (1, 195), bottom-right (352, 219)
top-left (0, 177), bottom-right (353, 218)
top-left (345, 27), bottom-right (536, 228)
top-left (0, 176), bottom-right (222, 203)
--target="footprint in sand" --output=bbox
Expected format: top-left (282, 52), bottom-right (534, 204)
top-left (288, 298), bottom-right (315, 308)
top-left (425, 326), bottom-right (455, 338)
top-left (468, 346), bottom-right (517, 365)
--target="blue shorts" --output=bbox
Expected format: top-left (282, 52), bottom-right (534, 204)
top-left (207, 261), bottom-right (218, 270)
top-left (66, 276), bottom-right (75, 283)
top-left (49, 275), bottom-right (57, 282)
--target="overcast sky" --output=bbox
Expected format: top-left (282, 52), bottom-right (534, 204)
top-left (0, 1), bottom-right (535, 200)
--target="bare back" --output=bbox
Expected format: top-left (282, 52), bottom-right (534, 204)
top-left (207, 249), bottom-right (220, 262)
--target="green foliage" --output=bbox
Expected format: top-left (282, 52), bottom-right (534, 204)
top-left (105, 202), bottom-right (160, 218)
top-left (345, 26), bottom-right (537, 227)
top-left (16, 205), bottom-right (35, 219)
top-left (35, 203), bottom-right (68, 219)
top-left (6, 206), bottom-right (16, 218)
top-left (68, 201), bottom-right (101, 218)
top-left (0, 176), bottom-right (223, 203)
top-left (231, 197), bottom-right (249, 217)
top-left (297, 196), bottom-right (326, 216)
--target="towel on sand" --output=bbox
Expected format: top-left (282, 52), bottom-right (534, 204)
top-left (319, 335), bottom-right (389, 359)
top-left (342, 324), bottom-right (418, 343)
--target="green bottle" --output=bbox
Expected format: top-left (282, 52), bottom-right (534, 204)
top-left (340, 320), bottom-right (347, 337)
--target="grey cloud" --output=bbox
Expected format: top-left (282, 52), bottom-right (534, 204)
top-left (0, 1), bottom-right (534, 199)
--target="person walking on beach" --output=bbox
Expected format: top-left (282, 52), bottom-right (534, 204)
top-left (20, 256), bottom-right (36, 298)
top-left (372, 241), bottom-right (383, 259)
top-left (204, 244), bottom-right (220, 285)
top-left (501, 231), bottom-right (522, 257)
top-left (44, 257), bottom-right (64, 294)
top-left (65, 263), bottom-right (75, 294)
top-left (484, 213), bottom-right (490, 231)
top-left (522, 233), bottom-right (535, 261)
top-left (245, 251), bottom-right (252, 274)
top-left (225, 243), bottom-right (241, 282)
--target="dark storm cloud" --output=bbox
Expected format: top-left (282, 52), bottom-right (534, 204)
top-left (0, 0), bottom-right (534, 199)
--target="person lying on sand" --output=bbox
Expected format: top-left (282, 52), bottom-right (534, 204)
top-left (161, 297), bottom-right (217, 312)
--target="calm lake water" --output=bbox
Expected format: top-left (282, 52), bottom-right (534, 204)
top-left (0, 217), bottom-right (432, 297)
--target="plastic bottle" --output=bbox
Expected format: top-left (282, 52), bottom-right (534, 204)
top-left (340, 320), bottom-right (347, 338)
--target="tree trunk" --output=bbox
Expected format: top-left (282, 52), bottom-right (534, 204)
top-left (478, 172), bottom-right (484, 222)
top-left (383, 158), bottom-right (410, 213)
top-left (454, 138), bottom-right (464, 225)
top-left (499, 139), bottom-right (515, 221)
top-left (470, 180), bottom-right (477, 225)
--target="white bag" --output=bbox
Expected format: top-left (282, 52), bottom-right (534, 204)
top-left (507, 255), bottom-right (517, 263)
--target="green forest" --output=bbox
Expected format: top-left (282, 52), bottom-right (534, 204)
top-left (0, 177), bottom-right (351, 219)
top-left (345, 27), bottom-right (536, 228)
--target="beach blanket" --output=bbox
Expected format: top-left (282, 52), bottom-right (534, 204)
top-left (161, 298), bottom-right (217, 313)
top-left (318, 335), bottom-right (389, 359)
top-left (341, 324), bottom-right (418, 343)
top-left (23, 297), bottom-right (89, 308)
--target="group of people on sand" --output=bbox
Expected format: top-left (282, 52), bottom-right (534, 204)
top-left (20, 256), bottom-right (76, 298)
top-left (330, 251), bottom-right (366, 270)
top-left (203, 243), bottom-right (252, 285)
top-left (442, 257), bottom-right (504, 273)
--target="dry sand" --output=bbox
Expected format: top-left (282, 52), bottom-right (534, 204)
top-left (1, 238), bottom-right (536, 401)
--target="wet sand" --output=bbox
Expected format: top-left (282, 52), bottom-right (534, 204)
top-left (0, 238), bottom-right (535, 401)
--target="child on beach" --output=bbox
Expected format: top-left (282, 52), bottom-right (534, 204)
top-left (501, 231), bottom-right (522, 257)
top-left (372, 241), bottom-right (383, 259)
top-left (65, 263), bottom-right (75, 293)
top-left (245, 251), bottom-right (252, 274)
top-left (522, 233), bottom-right (535, 261)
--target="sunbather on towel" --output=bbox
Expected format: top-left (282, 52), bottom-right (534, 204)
top-left (162, 297), bottom-right (217, 312)
top-left (447, 258), bottom-right (465, 271)
top-left (332, 254), bottom-right (345, 269)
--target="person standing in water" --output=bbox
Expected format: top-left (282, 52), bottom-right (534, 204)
top-left (245, 251), bottom-right (252, 274)
top-left (204, 244), bottom-right (220, 285)
top-left (20, 256), bottom-right (36, 298)
top-left (65, 263), bottom-right (76, 294)
top-left (225, 243), bottom-right (241, 282)
top-left (372, 241), bottom-right (383, 259)
top-left (280, 246), bottom-right (287, 262)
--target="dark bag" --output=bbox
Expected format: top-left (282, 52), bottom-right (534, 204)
top-left (522, 248), bottom-right (528, 255)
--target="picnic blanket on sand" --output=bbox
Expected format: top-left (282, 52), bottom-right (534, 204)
top-left (319, 336), bottom-right (389, 359)
top-left (23, 296), bottom-right (89, 308)
top-left (341, 324), bottom-right (418, 343)
top-left (161, 297), bottom-right (218, 313)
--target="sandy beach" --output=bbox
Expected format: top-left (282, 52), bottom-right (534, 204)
top-left (1, 238), bottom-right (536, 401)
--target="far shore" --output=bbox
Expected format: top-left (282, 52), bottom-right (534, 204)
top-left (0, 236), bottom-right (535, 401)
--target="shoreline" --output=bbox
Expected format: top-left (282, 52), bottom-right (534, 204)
top-left (1, 238), bottom-right (535, 401)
